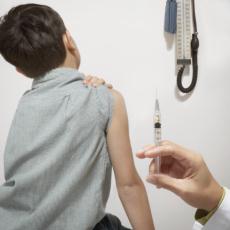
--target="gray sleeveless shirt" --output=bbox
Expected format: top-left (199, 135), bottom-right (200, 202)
top-left (0, 68), bottom-right (113, 230)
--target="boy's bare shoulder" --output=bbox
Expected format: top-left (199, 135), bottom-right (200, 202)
top-left (109, 89), bottom-right (125, 106)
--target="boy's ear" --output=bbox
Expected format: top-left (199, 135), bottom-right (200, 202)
top-left (63, 31), bottom-right (76, 52)
top-left (16, 67), bottom-right (25, 75)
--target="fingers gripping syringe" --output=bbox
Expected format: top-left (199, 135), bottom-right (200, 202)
top-left (154, 98), bottom-right (161, 174)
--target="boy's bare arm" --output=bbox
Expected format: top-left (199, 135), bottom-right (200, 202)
top-left (107, 89), bottom-right (155, 230)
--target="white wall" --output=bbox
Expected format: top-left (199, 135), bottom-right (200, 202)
top-left (1, 0), bottom-right (230, 229)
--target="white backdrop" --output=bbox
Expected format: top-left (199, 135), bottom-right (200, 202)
top-left (0, 0), bottom-right (230, 229)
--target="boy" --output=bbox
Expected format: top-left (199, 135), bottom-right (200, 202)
top-left (0, 4), bottom-right (154, 230)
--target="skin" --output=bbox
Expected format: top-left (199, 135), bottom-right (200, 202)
top-left (136, 140), bottom-right (224, 212)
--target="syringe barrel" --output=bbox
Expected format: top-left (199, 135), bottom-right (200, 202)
top-left (154, 125), bottom-right (161, 174)
top-left (155, 127), bottom-right (161, 145)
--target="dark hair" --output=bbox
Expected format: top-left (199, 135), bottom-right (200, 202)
top-left (0, 4), bottom-right (67, 78)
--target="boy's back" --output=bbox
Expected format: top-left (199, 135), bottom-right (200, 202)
top-left (0, 68), bottom-right (113, 230)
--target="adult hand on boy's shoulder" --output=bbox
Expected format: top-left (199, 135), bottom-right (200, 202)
top-left (83, 75), bottom-right (113, 89)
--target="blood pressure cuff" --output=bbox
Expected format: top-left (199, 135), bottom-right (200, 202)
top-left (164, 0), bottom-right (177, 34)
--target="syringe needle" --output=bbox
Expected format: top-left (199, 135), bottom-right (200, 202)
top-left (155, 99), bottom-right (160, 113)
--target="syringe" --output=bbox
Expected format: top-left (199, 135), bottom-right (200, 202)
top-left (154, 98), bottom-right (161, 174)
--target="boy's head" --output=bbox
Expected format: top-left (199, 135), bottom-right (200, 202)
top-left (0, 4), bottom-right (81, 79)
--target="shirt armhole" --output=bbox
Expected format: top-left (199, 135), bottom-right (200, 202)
top-left (95, 86), bottom-right (114, 133)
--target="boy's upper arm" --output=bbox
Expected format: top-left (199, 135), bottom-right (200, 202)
top-left (107, 89), bottom-right (140, 187)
